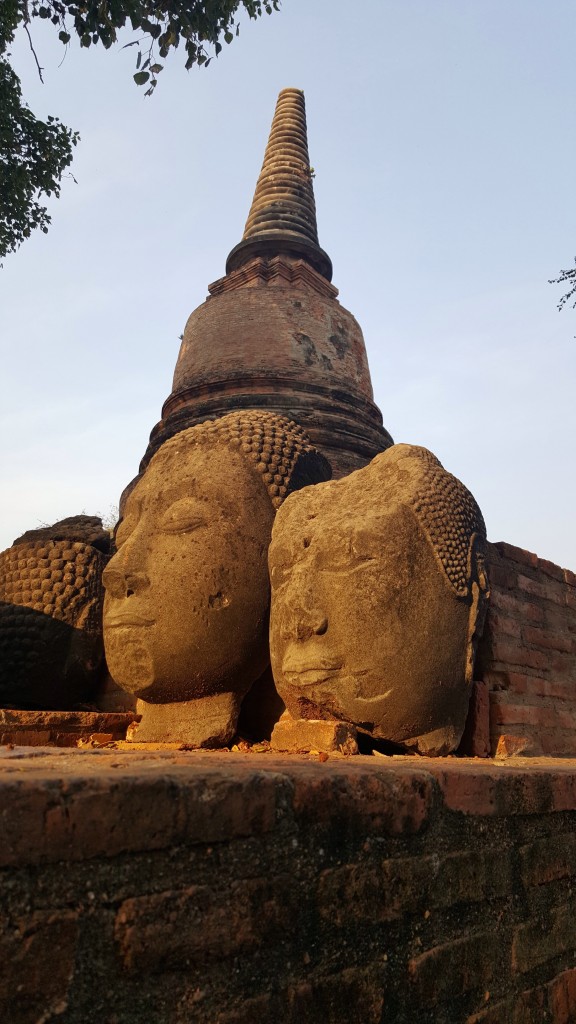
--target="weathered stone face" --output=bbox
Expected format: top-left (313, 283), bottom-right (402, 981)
top-left (269, 445), bottom-right (489, 755)
top-left (0, 521), bottom-right (109, 709)
top-left (103, 411), bottom-right (331, 741)
top-left (104, 442), bottom-right (275, 705)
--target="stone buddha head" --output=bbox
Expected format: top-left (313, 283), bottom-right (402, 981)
top-left (0, 516), bottom-right (110, 709)
top-left (103, 411), bottom-right (330, 744)
top-left (269, 444), bottom-right (489, 755)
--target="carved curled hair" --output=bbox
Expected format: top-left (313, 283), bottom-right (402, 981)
top-left (136, 410), bottom-right (332, 511)
top-left (0, 539), bottom-right (106, 626)
top-left (386, 445), bottom-right (487, 598)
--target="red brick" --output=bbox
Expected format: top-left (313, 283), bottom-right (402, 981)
top-left (522, 624), bottom-right (573, 653)
top-left (318, 857), bottom-right (425, 924)
top-left (549, 651), bottom-right (576, 680)
top-left (490, 542), bottom-right (538, 569)
top-left (518, 573), bottom-right (566, 605)
top-left (287, 965), bottom-right (384, 1024)
top-left (488, 639), bottom-right (550, 672)
top-left (291, 764), bottom-right (433, 836)
top-left (0, 764), bottom-right (281, 867)
top-left (538, 727), bottom-right (576, 757)
top-left (548, 967), bottom-right (576, 1024)
top-left (216, 994), bottom-right (273, 1024)
top-left (435, 847), bottom-right (513, 907)
top-left (548, 772), bottom-right (576, 811)
top-left (0, 911), bottom-right (78, 1023)
top-left (520, 677), bottom-right (576, 700)
top-left (115, 875), bottom-right (295, 972)
top-left (512, 897), bottom-right (576, 973)
top-left (488, 589), bottom-right (544, 623)
top-left (466, 996), bottom-right (514, 1024)
top-left (490, 694), bottom-right (576, 731)
top-left (543, 603), bottom-right (576, 633)
top-left (486, 564), bottom-right (519, 590)
top-left (483, 672), bottom-right (576, 701)
top-left (409, 931), bottom-right (503, 1007)
top-left (486, 611), bottom-right (523, 640)
top-left (467, 986), bottom-right (547, 1024)
top-left (426, 761), bottom-right (576, 816)
top-left (538, 557), bottom-right (566, 583)
top-left (519, 833), bottom-right (576, 887)
top-left (564, 568), bottom-right (576, 589)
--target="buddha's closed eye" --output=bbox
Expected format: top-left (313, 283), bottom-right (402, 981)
top-left (159, 498), bottom-right (207, 534)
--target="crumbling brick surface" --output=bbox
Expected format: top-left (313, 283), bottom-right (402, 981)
top-left (2, 747), bottom-right (576, 1022)
top-left (476, 542), bottom-right (576, 757)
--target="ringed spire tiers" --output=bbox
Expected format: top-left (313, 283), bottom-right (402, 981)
top-left (136, 88), bottom-right (393, 486)
top-left (226, 88), bottom-right (333, 281)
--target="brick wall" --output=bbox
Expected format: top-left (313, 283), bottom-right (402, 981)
top-left (476, 542), bottom-right (576, 757)
top-left (3, 747), bottom-right (576, 1023)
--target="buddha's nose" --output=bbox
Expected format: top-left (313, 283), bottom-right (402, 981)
top-left (102, 563), bottom-right (150, 600)
top-left (281, 583), bottom-right (328, 641)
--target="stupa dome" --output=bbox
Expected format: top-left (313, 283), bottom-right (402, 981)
top-left (141, 89), bottom-right (393, 478)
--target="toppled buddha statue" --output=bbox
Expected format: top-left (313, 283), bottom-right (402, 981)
top-left (269, 444), bottom-right (489, 756)
top-left (0, 516), bottom-right (111, 709)
top-left (103, 411), bottom-right (331, 745)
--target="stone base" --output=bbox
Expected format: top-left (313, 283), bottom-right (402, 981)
top-left (128, 692), bottom-right (240, 746)
top-left (3, 748), bottom-right (576, 1023)
top-left (0, 708), bottom-right (136, 747)
top-left (271, 714), bottom-right (358, 755)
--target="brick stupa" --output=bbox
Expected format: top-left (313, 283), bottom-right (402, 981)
top-left (141, 88), bottom-right (393, 478)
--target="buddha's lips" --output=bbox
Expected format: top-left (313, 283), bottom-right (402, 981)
top-left (281, 650), bottom-right (342, 685)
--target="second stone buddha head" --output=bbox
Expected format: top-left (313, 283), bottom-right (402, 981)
top-left (269, 444), bottom-right (489, 755)
top-left (103, 411), bottom-right (330, 743)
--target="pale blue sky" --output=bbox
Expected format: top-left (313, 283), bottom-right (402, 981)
top-left (1, 0), bottom-right (575, 568)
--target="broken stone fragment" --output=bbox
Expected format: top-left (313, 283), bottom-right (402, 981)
top-left (271, 712), bottom-right (358, 755)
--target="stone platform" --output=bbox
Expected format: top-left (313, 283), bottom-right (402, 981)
top-left (2, 746), bottom-right (576, 1023)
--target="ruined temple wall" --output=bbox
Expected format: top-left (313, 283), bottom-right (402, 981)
top-left (3, 749), bottom-right (576, 1024)
top-left (477, 542), bottom-right (576, 757)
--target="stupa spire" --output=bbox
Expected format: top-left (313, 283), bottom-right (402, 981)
top-left (226, 88), bottom-right (333, 281)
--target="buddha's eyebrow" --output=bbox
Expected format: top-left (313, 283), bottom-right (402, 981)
top-left (159, 481), bottom-right (202, 505)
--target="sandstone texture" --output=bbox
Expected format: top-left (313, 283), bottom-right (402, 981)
top-left (271, 711), bottom-right (358, 754)
top-left (104, 411), bottom-right (329, 745)
top-left (270, 444), bottom-right (489, 755)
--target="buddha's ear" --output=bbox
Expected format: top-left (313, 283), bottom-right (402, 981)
top-left (464, 533), bottom-right (490, 685)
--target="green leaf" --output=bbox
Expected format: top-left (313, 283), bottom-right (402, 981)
top-left (58, 31), bottom-right (71, 44)
top-left (133, 71), bottom-right (150, 85)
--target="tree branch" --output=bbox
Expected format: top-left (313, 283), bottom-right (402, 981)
top-left (24, 23), bottom-right (44, 84)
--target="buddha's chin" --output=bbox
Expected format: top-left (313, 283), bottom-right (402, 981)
top-left (105, 631), bottom-right (155, 696)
